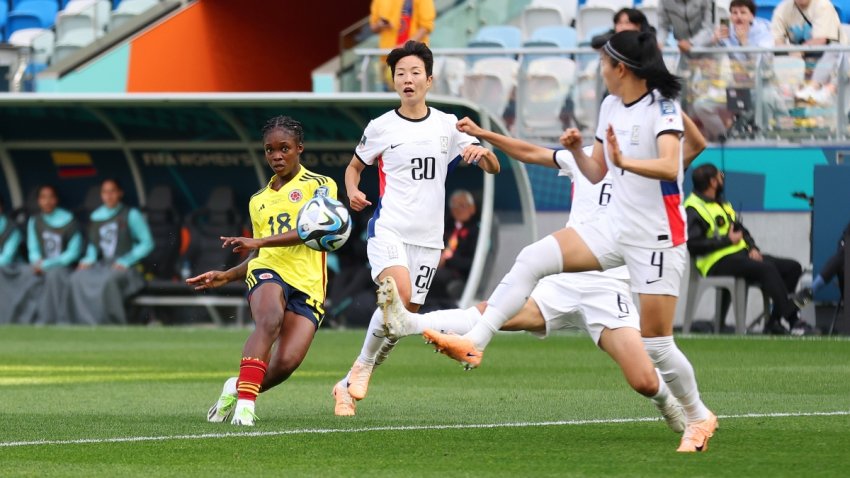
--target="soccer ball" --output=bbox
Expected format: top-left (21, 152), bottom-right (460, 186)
top-left (296, 195), bottom-right (352, 252)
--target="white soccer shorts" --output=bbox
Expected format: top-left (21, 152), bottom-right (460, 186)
top-left (367, 231), bottom-right (441, 305)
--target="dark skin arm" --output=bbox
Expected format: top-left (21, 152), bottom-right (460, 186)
top-left (186, 250), bottom-right (256, 291)
top-left (220, 231), bottom-right (302, 253)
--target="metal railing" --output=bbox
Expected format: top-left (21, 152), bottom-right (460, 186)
top-left (353, 44), bottom-right (850, 145)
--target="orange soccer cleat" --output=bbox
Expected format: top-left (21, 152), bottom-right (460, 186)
top-left (676, 412), bottom-right (719, 452)
top-left (346, 360), bottom-right (374, 400)
top-left (422, 329), bottom-right (483, 370)
top-left (332, 380), bottom-right (356, 417)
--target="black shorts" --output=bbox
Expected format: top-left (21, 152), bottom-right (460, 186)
top-left (246, 268), bottom-right (324, 328)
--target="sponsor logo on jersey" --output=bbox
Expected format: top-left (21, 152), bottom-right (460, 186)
top-left (315, 186), bottom-right (329, 198)
top-left (630, 125), bottom-right (640, 145)
top-left (289, 190), bottom-right (303, 202)
top-left (440, 136), bottom-right (449, 153)
top-left (659, 99), bottom-right (676, 116)
top-left (259, 273), bottom-right (273, 280)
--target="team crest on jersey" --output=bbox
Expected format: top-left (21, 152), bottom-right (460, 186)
top-left (440, 136), bottom-right (448, 153)
top-left (289, 190), bottom-right (303, 202)
top-left (659, 99), bottom-right (676, 116)
top-left (314, 186), bottom-right (329, 198)
top-left (630, 125), bottom-right (640, 145)
top-left (258, 272), bottom-right (273, 280)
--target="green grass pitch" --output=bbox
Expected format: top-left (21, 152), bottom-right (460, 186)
top-left (1, 326), bottom-right (849, 477)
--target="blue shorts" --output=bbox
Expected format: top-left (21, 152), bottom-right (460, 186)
top-left (246, 268), bottom-right (324, 328)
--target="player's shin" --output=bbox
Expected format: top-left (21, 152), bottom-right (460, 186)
top-left (465, 236), bottom-right (563, 350)
top-left (643, 336), bottom-right (711, 423)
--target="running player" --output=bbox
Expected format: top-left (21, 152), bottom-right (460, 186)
top-left (420, 31), bottom-right (718, 452)
top-left (333, 40), bottom-right (500, 416)
top-left (380, 113), bottom-right (705, 433)
top-left (190, 116), bottom-right (337, 426)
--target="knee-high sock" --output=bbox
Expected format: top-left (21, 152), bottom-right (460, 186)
top-left (465, 236), bottom-right (563, 350)
top-left (649, 368), bottom-right (673, 407)
top-left (355, 307), bottom-right (386, 365)
top-left (643, 336), bottom-right (710, 423)
top-left (411, 306), bottom-right (481, 336)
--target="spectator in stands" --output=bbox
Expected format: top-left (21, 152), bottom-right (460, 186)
top-left (693, 0), bottom-right (776, 141)
top-left (69, 178), bottom-right (154, 325)
top-left (590, 8), bottom-right (656, 50)
top-left (684, 163), bottom-right (811, 335)
top-left (795, 220), bottom-right (848, 307)
top-left (26, 185), bottom-right (84, 324)
top-left (657, 0), bottom-right (715, 53)
top-left (428, 189), bottom-right (480, 306)
top-left (771, 0), bottom-right (847, 83)
top-left (371, 0), bottom-right (436, 89)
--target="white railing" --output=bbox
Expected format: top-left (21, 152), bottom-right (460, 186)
top-left (354, 45), bottom-right (850, 145)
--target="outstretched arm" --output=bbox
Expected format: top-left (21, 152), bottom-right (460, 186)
top-left (457, 117), bottom-right (555, 168)
top-left (607, 126), bottom-right (680, 181)
top-left (186, 251), bottom-right (256, 291)
top-left (560, 128), bottom-right (607, 183)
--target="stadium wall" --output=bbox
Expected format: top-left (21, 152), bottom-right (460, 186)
top-left (40, 0), bottom-right (367, 93)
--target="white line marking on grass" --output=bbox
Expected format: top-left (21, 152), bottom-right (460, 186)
top-left (2, 410), bottom-right (848, 449)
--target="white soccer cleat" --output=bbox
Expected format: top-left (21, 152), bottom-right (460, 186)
top-left (377, 276), bottom-right (416, 340)
top-left (207, 377), bottom-right (238, 423)
top-left (655, 397), bottom-right (686, 433)
top-left (230, 400), bottom-right (257, 426)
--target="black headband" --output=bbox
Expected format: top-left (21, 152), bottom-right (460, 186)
top-left (603, 41), bottom-right (642, 70)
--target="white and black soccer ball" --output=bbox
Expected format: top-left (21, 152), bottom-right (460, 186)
top-left (296, 195), bottom-right (352, 252)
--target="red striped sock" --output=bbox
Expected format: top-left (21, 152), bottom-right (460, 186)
top-left (236, 357), bottom-right (268, 402)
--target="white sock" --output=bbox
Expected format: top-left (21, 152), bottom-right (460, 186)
top-left (415, 306), bottom-right (481, 335)
top-left (643, 336), bottom-right (710, 422)
top-left (374, 338), bottom-right (398, 366)
top-left (356, 308), bottom-right (386, 365)
top-left (465, 236), bottom-right (563, 350)
top-left (649, 369), bottom-right (672, 407)
top-left (235, 399), bottom-right (255, 411)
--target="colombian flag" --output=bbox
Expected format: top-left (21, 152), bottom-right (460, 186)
top-left (51, 152), bottom-right (97, 179)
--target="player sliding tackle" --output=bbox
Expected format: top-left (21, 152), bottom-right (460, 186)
top-left (381, 31), bottom-right (719, 453)
top-left (378, 110), bottom-right (704, 435)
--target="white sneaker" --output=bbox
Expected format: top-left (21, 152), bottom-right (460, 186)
top-left (207, 377), bottom-right (238, 423)
top-left (656, 397), bottom-right (686, 433)
top-left (377, 276), bottom-right (415, 340)
top-left (231, 400), bottom-right (257, 426)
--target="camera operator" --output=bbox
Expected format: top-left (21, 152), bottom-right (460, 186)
top-left (684, 163), bottom-right (811, 335)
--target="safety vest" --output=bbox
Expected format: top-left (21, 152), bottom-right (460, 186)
top-left (683, 193), bottom-right (748, 276)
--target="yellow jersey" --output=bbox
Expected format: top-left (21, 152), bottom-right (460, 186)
top-left (246, 167), bottom-right (338, 304)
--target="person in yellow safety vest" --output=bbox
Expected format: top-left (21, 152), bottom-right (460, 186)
top-left (684, 163), bottom-right (813, 335)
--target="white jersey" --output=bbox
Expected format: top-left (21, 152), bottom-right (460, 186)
top-left (553, 147), bottom-right (629, 281)
top-left (355, 107), bottom-right (478, 249)
top-left (595, 90), bottom-right (686, 249)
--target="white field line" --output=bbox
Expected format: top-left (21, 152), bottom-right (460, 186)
top-left (1, 410), bottom-right (848, 449)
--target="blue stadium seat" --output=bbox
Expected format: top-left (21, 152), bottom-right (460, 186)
top-left (6, 0), bottom-right (59, 37)
top-left (755, 0), bottom-right (779, 20)
top-left (0, 2), bottom-right (8, 42)
top-left (469, 25), bottom-right (523, 49)
top-left (526, 25), bottom-right (578, 49)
